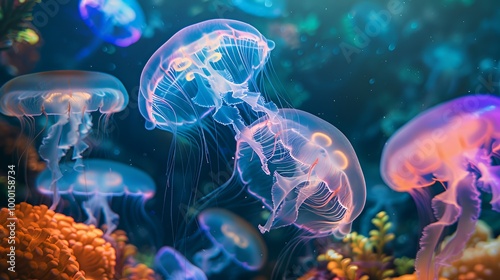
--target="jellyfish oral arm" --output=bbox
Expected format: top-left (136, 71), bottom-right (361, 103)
top-left (415, 175), bottom-right (473, 280)
top-left (82, 195), bottom-right (119, 235)
top-left (476, 162), bottom-right (500, 211)
top-left (38, 111), bottom-right (93, 210)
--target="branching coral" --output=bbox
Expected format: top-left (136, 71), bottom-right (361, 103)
top-left (342, 211), bottom-right (396, 279)
top-left (109, 230), bottom-right (155, 280)
top-left (300, 211), bottom-right (416, 280)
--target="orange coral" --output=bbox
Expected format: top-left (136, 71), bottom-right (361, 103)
top-left (110, 230), bottom-right (155, 280)
top-left (0, 203), bottom-right (116, 279)
top-left (0, 205), bottom-right (85, 279)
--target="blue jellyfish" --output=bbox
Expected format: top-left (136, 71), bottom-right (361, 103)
top-left (422, 42), bottom-right (471, 95)
top-left (76, 0), bottom-right (146, 64)
top-left (232, 0), bottom-right (286, 18)
top-left (341, 2), bottom-right (399, 56)
top-left (154, 246), bottom-right (207, 280)
top-left (0, 71), bottom-right (128, 210)
top-left (36, 158), bottom-right (155, 235)
top-left (79, 0), bottom-right (146, 47)
top-left (193, 208), bottom-right (267, 275)
top-left (139, 19), bottom-right (279, 175)
top-left (236, 109), bottom-right (366, 237)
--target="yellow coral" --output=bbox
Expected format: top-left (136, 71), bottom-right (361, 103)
top-left (318, 249), bottom-right (366, 280)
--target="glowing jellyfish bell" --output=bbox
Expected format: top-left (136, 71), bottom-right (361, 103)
top-left (0, 71), bottom-right (128, 210)
top-left (36, 159), bottom-right (155, 235)
top-left (79, 0), bottom-right (146, 47)
top-left (194, 208), bottom-right (267, 275)
top-left (154, 246), bottom-right (207, 280)
top-left (232, 0), bottom-right (286, 18)
top-left (380, 95), bottom-right (500, 280)
top-left (237, 109), bottom-right (366, 237)
top-left (139, 19), bottom-right (278, 173)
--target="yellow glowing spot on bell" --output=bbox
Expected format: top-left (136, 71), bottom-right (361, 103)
top-left (333, 150), bottom-right (349, 170)
top-left (185, 71), bottom-right (195, 81)
top-left (104, 172), bottom-right (123, 187)
top-left (43, 92), bottom-right (92, 103)
top-left (172, 57), bottom-right (192, 72)
top-left (221, 224), bottom-right (248, 248)
top-left (311, 132), bottom-right (333, 147)
top-left (206, 52), bottom-right (222, 63)
top-left (78, 171), bottom-right (97, 186)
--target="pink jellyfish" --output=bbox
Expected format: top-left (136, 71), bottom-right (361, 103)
top-left (380, 94), bottom-right (500, 280)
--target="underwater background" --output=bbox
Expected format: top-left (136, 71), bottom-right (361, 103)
top-left (0, 0), bottom-right (500, 279)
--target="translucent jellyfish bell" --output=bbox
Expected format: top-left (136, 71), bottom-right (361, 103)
top-left (232, 0), bottom-right (286, 18)
top-left (36, 159), bottom-right (155, 235)
top-left (380, 95), bottom-right (500, 280)
top-left (0, 70), bottom-right (128, 210)
top-left (237, 109), bottom-right (366, 237)
top-left (194, 208), bottom-right (267, 275)
top-left (79, 0), bottom-right (146, 47)
top-left (139, 19), bottom-right (277, 137)
top-left (154, 246), bottom-right (207, 280)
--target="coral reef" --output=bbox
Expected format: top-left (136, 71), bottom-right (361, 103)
top-left (0, 202), bottom-right (156, 279)
top-left (299, 211), bottom-right (414, 280)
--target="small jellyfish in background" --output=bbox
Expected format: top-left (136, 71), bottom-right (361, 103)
top-left (237, 108), bottom-right (366, 237)
top-left (232, 0), bottom-right (286, 18)
top-left (36, 159), bottom-right (156, 236)
top-left (77, 0), bottom-right (146, 63)
top-left (380, 95), bottom-right (500, 280)
top-left (154, 246), bottom-right (207, 280)
top-left (193, 208), bottom-right (267, 275)
top-left (341, 2), bottom-right (399, 56)
top-left (422, 42), bottom-right (471, 96)
top-left (139, 19), bottom-right (279, 176)
top-left (0, 70), bottom-right (128, 209)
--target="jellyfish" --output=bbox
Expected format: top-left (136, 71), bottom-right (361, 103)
top-left (193, 208), bottom-right (267, 275)
top-left (0, 70), bottom-right (128, 209)
top-left (380, 94), bottom-right (500, 280)
top-left (422, 42), bottom-right (471, 96)
top-left (36, 159), bottom-right (155, 235)
top-left (236, 108), bottom-right (366, 237)
top-left (154, 246), bottom-right (207, 280)
top-left (139, 19), bottom-right (279, 176)
top-left (77, 0), bottom-right (146, 63)
top-left (231, 0), bottom-right (286, 18)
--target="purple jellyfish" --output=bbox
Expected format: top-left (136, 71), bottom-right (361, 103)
top-left (237, 109), bottom-right (366, 237)
top-left (36, 158), bottom-right (155, 235)
top-left (194, 208), bottom-right (267, 275)
top-left (0, 71), bottom-right (128, 210)
top-left (154, 246), bottom-right (207, 280)
top-left (380, 94), bottom-right (500, 280)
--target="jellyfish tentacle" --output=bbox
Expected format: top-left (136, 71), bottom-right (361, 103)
top-left (39, 113), bottom-right (70, 210)
top-left (415, 185), bottom-right (461, 280)
top-left (435, 175), bottom-right (480, 266)
top-left (476, 162), bottom-right (500, 211)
